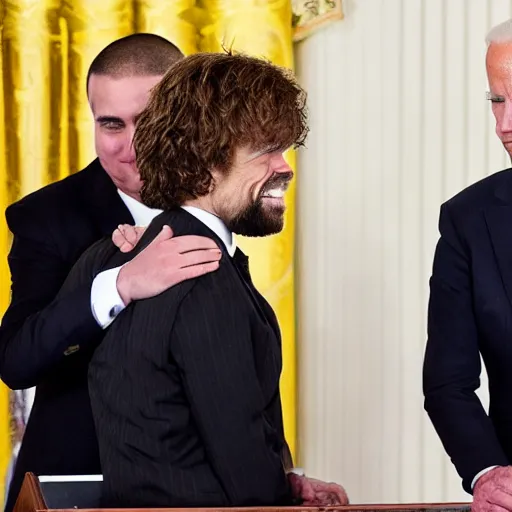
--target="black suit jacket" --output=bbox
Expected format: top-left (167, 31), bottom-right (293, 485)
top-left (0, 159), bottom-right (133, 512)
top-left (67, 208), bottom-right (293, 508)
top-left (424, 168), bottom-right (512, 494)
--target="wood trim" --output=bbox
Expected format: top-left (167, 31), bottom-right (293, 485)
top-left (13, 473), bottom-right (47, 512)
top-left (47, 504), bottom-right (471, 512)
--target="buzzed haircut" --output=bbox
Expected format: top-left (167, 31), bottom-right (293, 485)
top-left (86, 33), bottom-right (184, 91)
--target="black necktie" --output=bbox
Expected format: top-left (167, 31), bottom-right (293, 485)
top-left (231, 248), bottom-right (279, 336)
top-left (232, 247), bottom-right (252, 285)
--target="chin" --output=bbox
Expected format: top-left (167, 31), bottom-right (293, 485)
top-left (225, 198), bottom-right (287, 237)
top-left (231, 215), bottom-right (285, 238)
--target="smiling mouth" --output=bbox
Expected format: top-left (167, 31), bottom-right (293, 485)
top-left (261, 188), bottom-right (286, 199)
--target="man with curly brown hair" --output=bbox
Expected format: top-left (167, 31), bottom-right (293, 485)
top-left (58, 51), bottom-right (348, 508)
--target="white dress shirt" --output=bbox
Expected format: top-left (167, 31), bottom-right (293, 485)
top-left (90, 191), bottom-right (235, 328)
top-left (472, 465), bottom-right (498, 489)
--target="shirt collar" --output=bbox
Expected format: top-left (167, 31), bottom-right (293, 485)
top-left (117, 189), bottom-right (161, 227)
top-left (181, 205), bottom-right (236, 257)
top-left (117, 190), bottom-right (236, 256)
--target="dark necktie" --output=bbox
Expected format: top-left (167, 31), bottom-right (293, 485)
top-left (231, 248), bottom-right (279, 337)
top-left (232, 247), bottom-right (252, 285)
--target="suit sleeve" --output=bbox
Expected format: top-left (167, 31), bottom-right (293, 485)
top-left (423, 202), bottom-right (509, 493)
top-left (171, 276), bottom-right (291, 506)
top-left (266, 391), bottom-right (294, 472)
top-left (0, 205), bottom-right (105, 390)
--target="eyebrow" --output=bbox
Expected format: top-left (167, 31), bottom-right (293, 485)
top-left (95, 113), bottom-right (144, 124)
top-left (95, 115), bottom-right (124, 124)
top-left (486, 91), bottom-right (506, 100)
top-left (248, 146), bottom-right (283, 160)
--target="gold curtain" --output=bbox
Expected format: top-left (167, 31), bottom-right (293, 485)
top-left (0, 0), bottom-right (11, 503)
top-left (0, 0), bottom-right (296, 501)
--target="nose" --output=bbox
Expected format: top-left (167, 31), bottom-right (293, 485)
top-left (500, 101), bottom-right (512, 134)
top-left (271, 153), bottom-right (293, 174)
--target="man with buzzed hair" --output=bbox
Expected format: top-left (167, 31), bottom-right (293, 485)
top-left (1, 33), bottom-right (221, 512)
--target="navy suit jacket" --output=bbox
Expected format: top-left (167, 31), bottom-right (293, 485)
top-left (424, 167), bottom-right (512, 493)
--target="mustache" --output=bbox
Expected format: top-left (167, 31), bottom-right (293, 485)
top-left (261, 171), bottom-right (294, 195)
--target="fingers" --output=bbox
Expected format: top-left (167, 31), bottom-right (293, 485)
top-left (325, 484), bottom-right (348, 504)
top-left (298, 478), bottom-right (316, 503)
top-left (113, 224), bottom-right (150, 252)
top-left (314, 491), bottom-right (340, 506)
top-left (173, 261), bottom-right (220, 284)
top-left (180, 248), bottom-right (222, 268)
top-left (488, 488), bottom-right (512, 510)
top-left (142, 224), bottom-right (173, 250)
top-left (473, 504), bottom-right (510, 512)
top-left (119, 225), bottom-right (139, 246)
top-left (171, 234), bottom-right (221, 253)
top-left (309, 492), bottom-right (348, 507)
top-left (112, 229), bottom-right (135, 253)
top-left (112, 228), bottom-right (125, 248)
top-left (306, 480), bottom-right (349, 507)
top-left (133, 226), bottom-right (146, 242)
top-left (151, 224), bottom-right (174, 243)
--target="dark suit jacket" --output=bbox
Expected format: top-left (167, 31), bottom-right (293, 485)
top-left (424, 168), bottom-right (512, 494)
top-left (0, 159), bottom-right (133, 512)
top-left (66, 208), bottom-right (293, 508)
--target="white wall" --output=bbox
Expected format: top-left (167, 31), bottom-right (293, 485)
top-left (295, 0), bottom-right (512, 504)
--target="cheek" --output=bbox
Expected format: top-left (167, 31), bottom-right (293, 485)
top-left (95, 132), bottom-right (124, 161)
top-left (251, 170), bottom-right (273, 199)
top-left (492, 104), bottom-right (503, 138)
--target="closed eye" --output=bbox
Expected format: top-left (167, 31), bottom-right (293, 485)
top-left (96, 116), bottom-right (125, 131)
top-left (486, 91), bottom-right (505, 103)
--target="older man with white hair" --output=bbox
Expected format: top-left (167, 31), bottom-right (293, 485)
top-left (424, 18), bottom-right (512, 512)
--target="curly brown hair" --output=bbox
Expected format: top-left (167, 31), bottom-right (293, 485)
top-left (134, 52), bottom-right (309, 209)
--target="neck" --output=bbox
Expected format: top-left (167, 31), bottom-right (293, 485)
top-left (182, 197), bottom-right (218, 217)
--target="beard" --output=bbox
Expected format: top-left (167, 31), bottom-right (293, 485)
top-left (226, 198), bottom-right (285, 237)
top-left (225, 172), bottom-right (293, 237)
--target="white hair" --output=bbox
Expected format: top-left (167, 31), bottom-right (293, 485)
top-left (486, 19), bottom-right (512, 46)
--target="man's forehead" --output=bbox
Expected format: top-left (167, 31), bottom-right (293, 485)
top-left (487, 42), bottom-right (512, 75)
top-left (88, 73), bottom-right (162, 113)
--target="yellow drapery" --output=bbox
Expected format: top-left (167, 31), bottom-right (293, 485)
top-left (0, 0), bottom-right (11, 503)
top-left (0, 0), bottom-right (296, 501)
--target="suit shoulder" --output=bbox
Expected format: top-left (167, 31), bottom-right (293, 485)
top-left (444, 168), bottom-right (512, 215)
top-left (181, 254), bottom-right (238, 306)
top-left (7, 165), bottom-right (93, 214)
top-left (148, 252), bottom-right (231, 311)
top-left (5, 162), bottom-right (100, 228)
top-left (78, 236), bottom-right (117, 267)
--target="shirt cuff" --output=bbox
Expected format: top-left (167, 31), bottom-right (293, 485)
top-left (471, 466), bottom-right (498, 489)
top-left (287, 467), bottom-right (305, 476)
top-left (90, 266), bottom-right (126, 329)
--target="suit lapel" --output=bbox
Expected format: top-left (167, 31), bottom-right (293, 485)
top-left (233, 249), bottom-right (280, 340)
top-left (85, 160), bottom-right (134, 238)
top-left (485, 205), bottom-right (512, 311)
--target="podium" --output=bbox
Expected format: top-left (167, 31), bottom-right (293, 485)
top-left (13, 473), bottom-right (472, 512)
